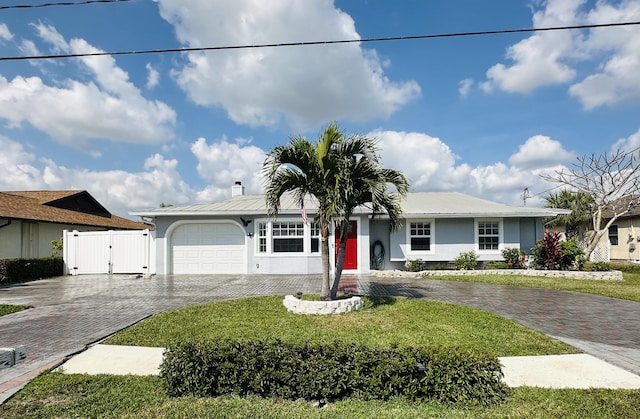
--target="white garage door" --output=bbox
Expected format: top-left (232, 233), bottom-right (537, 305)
top-left (171, 223), bottom-right (245, 274)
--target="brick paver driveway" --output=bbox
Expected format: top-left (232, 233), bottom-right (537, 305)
top-left (1, 274), bottom-right (640, 403)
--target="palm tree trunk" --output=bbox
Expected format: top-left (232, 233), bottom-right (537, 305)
top-left (331, 219), bottom-right (349, 299)
top-left (319, 213), bottom-right (332, 301)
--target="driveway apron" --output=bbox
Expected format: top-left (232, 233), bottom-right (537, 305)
top-left (1, 274), bottom-right (640, 403)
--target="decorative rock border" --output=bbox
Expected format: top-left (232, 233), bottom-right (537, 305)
top-left (369, 269), bottom-right (623, 281)
top-left (283, 295), bottom-right (364, 315)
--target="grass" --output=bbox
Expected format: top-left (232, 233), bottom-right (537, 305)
top-left (2, 372), bottom-right (639, 418)
top-left (0, 304), bottom-right (30, 317)
top-left (1, 295), bottom-right (637, 418)
top-left (422, 270), bottom-right (640, 302)
top-left (105, 296), bottom-right (573, 356)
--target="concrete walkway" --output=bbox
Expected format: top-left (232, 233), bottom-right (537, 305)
top-left (56, 344), bottom-right (640, 390)
top-left (1, 274), bottom-right (640, 403)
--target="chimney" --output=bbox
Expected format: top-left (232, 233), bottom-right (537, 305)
top-left (231, 181), bottom-right (244, 197)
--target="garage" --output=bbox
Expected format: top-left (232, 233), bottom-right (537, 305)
top-left (171, 222), bottom-right (246, 274)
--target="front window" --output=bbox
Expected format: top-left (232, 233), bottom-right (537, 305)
top-left (478, 221), bottom-right (499, 250)
top-left (410, 222), bottom-right (431, 251)
top-left (258, 222), bottom-right (267, 253)
top-left (310, 223), bottom-right (320, 253)
top-left (272, 222), bottom-right (304, 253)
top-left (609, 225), bottom-right (619, 245)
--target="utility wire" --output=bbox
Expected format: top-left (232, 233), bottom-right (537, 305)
top-left (0, 20), bottom-right (638, 62)
top-left (0, 0), bottom-right (133, 10)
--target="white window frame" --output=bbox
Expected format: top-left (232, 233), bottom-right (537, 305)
top-left (406, 219), bottom-right (435, 255)
top-left (254, 219), bottom-right (321, 256)
top-left (475, 219), bottom-right (503, 253)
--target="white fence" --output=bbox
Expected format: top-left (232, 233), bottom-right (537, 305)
top-left (63, 229), bottom-right (155, 275)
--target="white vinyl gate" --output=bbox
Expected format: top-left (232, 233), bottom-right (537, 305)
top-left (63, 229), bottom-right (154, 275)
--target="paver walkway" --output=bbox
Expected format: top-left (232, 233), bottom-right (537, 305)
top-left (1, 274), bottom-right (640, 403)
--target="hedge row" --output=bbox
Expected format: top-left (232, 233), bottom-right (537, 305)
top-left (160, 339), bottom-right (508, 406)
top-left (0, 257), bottom-right (63, 285)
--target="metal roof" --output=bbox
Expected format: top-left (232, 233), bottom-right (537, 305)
top-left (131, 191), bottom-right (568, 219)
top-left (399, 192), bottom-right (568, 218)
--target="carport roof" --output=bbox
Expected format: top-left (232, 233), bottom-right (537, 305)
top-left (131, 191), bottom-right (569, 219)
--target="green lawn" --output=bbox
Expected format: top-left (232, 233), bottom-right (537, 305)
top-left (2, 295), bottom-right (639, 418)
top-left (105, 296), bottom-right (573, 356)
top-left (422, 270), bottom-right (640, 302)
top-left (0, 304), bottom-right (30, 317)
top-left (2, 373), bottom-right (639, 418)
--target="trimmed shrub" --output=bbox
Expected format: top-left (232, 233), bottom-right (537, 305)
top-left (559, 240), bottom-right (585, 271)
top-left (453, 251), bottom-right (479, 270)
top-left (160, 339), bottom-right (508, 406)
top-left (405, 259), bottom-right (427, 272)
top-left (589, 261), bottom-right (611, 271)
top-left (608, 262), bottom-right (640, 273)
top-left (0, 257), bottom-right (63, 285)
top-left (484, 261), bottom-right (509, 269)
top-left (501, 248), bottom-right (526, 269)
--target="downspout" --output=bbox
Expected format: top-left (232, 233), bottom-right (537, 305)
top-left (0, 219), bottom-right (11, 229)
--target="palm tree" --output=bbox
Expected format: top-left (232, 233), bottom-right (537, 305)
top-left (263, 122), bottom-right (408, 300)
top-left (545, 190), bottom-right (594, 239)
top-left (331, 136), bottom-right (408, 298)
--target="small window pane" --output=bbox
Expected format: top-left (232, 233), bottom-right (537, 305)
top-left (411, 237), bottom-right (430, 251)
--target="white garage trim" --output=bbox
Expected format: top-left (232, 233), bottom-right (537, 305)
top-left (165, 220), bottom-right (247, 274)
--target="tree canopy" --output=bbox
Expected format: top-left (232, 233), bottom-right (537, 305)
top-left (263, 122), bottom-right (408, 300)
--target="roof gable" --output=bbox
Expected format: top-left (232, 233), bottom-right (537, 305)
top-left (8, 190), bottom-right (111, 217)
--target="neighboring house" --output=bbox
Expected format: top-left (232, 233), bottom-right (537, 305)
top-left (130, 182), bottom-right (567, 275)
top-left (0, 190), bottom-right (149, 260)
top-left (600, 195), bottom-right (640, 262)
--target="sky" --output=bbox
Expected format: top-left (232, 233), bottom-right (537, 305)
top-left (0, 0), bottom-right (639, 219)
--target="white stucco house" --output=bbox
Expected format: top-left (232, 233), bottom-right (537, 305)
top-left (130, 182), bottom-right (568, 276)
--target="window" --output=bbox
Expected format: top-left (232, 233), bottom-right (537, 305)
top-left (609, 225), bottom-right (619, 245)
top-left (272, 222), bottom-right (304, 253)
top-left (258, 222), bottom-right (267, 253)
top-left (310, 223), bottom-right (320, 253)
top-left (410, 222), bottom-right (431, 251)
top-left (478, 221), bottom-right (499, 250)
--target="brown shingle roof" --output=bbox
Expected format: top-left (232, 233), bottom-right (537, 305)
top-left (9, 190), bottom-right (83, 204)
top-left (0, 191), bottom-right (149, 230)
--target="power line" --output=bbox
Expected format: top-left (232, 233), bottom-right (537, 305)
top-left (0, 20), bottom-right (638, 62)
top-left (0, 0), bottom-right (133, 10)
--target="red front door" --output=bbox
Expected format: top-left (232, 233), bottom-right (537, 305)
top-left (336, 220), bottom-right (358, 270)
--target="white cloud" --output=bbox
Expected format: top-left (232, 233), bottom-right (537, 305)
top-left (190, 136), bottom-right (266, 201)
top-left (0, 135), bottom-right (195, 217)
top-left (611, 128), bottom-right (640, 153)
top-left (371, 129), bottom-right (569, 206)
top-left (0, 129), bottom-right (593, 216)
top-left (569, 0), bottom-right (640, 109)
top-left (0, 23), bottom-right (13, 42)
top-left (156, 0), bottom-right (420, 130)
top-left (458, 78), bottom-right (473, 97)
top-left (509, 135), bottom-right (576, 169)
top-left (0, 136), bottom-right (43, 190)
top-left (481, 0), bottom-right (640, 108)
top-left (146, 63), bottom-right (160, 89)
top-left (0, 24), bottom-right (177, 154)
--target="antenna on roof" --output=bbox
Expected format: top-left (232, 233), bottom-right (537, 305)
top-left (521, 187), bottom-right (531, 206)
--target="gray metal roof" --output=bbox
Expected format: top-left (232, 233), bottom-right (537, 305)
top-left (130, 191), bottom-right (568, 218)
top-left (399, 192), bottom-right (568, 218)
